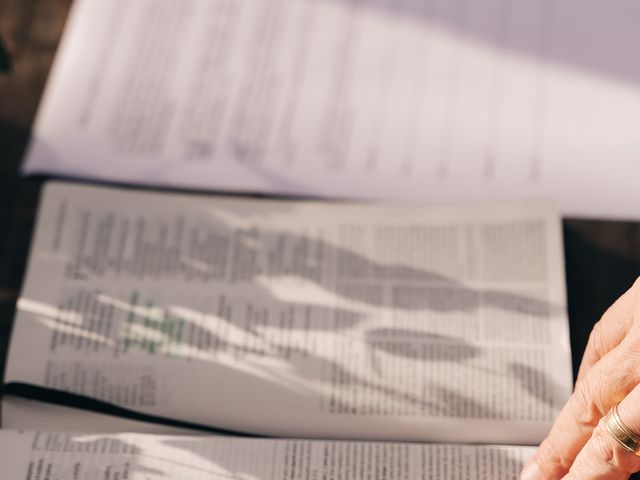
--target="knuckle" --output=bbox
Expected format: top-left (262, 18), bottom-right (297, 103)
top-left (586, 320), bottom-right (607, 357)
top-left (573, 380), bottom-right (604, 427)
top-left (627, 277), bottom-right (640, 302)
top-left (535, 436), bottom-right (574, 476)
top-left (590, 419), bottom-right (640, 475)
top-left (624, 278), bottom-right (640, 317)
top-left (591, 421), bottom-right (617, 465)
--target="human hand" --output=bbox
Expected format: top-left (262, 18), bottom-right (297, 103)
top-left (521, 278), bottom-right (640, 479)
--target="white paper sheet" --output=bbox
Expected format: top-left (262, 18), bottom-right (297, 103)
top-left (1, 430), bottom-right (535, 480)
top-left (3, 182), bottom-right (572, 445)
top-left (22, 0), bottom-right (640, 219)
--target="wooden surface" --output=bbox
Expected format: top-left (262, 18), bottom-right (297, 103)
top-left (0, 0), bottom-right (639, 422)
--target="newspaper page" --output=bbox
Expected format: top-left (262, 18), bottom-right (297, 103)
top-left (22, 0), bottom-right (640, 219)
top-left (0, 430), bottom-right (534, 480)
top-left (3, 182), bottom-right (572, 444)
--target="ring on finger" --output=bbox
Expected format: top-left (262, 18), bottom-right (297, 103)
top-left (605, 401), bottom-right (640, 456)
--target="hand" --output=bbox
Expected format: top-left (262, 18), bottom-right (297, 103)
top-left (521, 278), bottom-right (640, 479)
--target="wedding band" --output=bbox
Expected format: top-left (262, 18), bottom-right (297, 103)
top-left (604, 402), bottom-right (640, 456)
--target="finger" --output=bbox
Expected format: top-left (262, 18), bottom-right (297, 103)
top-left (576, 278), bottom-right (640, 383)
top-left (561, 382), bottom-right (640, 479)
top-left (521, 343), bottom-right (640, 479)
top-left (521, 279), bottom-right (640, 479)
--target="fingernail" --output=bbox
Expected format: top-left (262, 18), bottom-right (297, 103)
top-left (520, 461), bottom-right (542, 480)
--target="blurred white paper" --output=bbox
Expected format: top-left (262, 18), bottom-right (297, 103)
top-left (23, 0), bottom-right (640, 218)
top-left (4, 182), bottom-right (572, 445)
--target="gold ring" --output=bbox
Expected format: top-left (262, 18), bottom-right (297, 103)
top-left (604, 402), bottom-right (640, 456)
